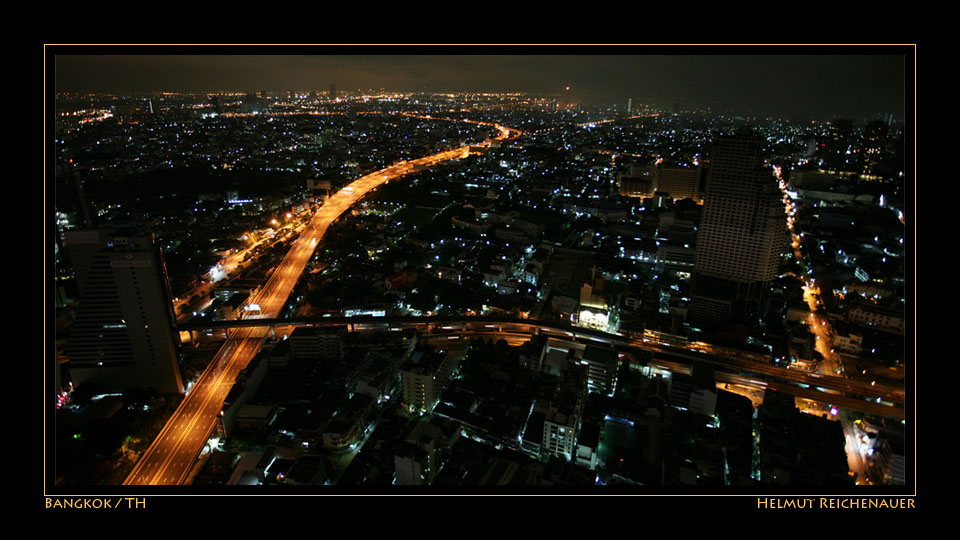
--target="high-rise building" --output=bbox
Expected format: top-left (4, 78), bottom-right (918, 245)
top-left (63, 229), bottom-right (183, 394)
top-left (689, 127), bottom-right (786, 323)
top-left (329, 84), bottom-right (336, 100)
top-left (540, 359), bottom-right (587, 461)
top-left (400, 346), bottom-right (455, 415)
top-left (580, 345), bottom-right (618, 396)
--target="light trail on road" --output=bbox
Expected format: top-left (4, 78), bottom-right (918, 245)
top-left (124, 123), bottom-right (519, 485)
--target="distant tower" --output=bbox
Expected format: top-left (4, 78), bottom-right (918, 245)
top-left (627, 98), bottom-right (632, 115)
top-left (689, 127), bottom-right (787, 324)
top-left (330, 84), bottom-right (336, 100)
top-left (63, 229), bottom-right (184, 395)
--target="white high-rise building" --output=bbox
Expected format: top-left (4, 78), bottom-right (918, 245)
top-left (63, 229), bottom-right (183, 394)
top-left (400, 348), bottom-right (453, 414)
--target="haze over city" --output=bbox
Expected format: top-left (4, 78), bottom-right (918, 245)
top-left (55, 52), bottom-right (905, 120)
top-left (48, 46), bottom-right (912, 501)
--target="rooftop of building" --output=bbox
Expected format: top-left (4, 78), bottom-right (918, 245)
top-left (401, 347), bottom-right (448, 376)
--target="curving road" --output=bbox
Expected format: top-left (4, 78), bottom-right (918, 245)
top-left (124, 123), bottom-right (520, 485)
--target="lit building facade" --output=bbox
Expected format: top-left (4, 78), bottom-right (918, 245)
top-left (63, 229), bottom-right (183, 395)
top-left (578, 269), bottom-right (611, 331)
top-left (400, 348), bottom-right (453, 414)
top-left (690, 128), bottom-right (786, 323)
top-left (656, 166), bottom-right (701, 202)
top-left (619, 165), bottom-right (701, 201)
top-left (540, 360), bottom-right (587, 461)
top-left (289, 326), bottom-right (345, 361)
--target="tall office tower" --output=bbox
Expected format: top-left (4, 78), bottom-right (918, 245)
top-left (63, 229), bottom-right (183, 395)
top-left (689, 127), bottom-right (786, 324)
top-left (329, 84), bottom-right (336, 100)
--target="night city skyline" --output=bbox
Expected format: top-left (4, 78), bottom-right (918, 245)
top-left (54, 51), bottom-right (906, 121)
top-left (47, 45), bottom-right (914, 505)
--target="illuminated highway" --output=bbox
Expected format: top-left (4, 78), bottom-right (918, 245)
top-left (181, 315), bottom-right (905, 414)
top-left (124, 123), bottom-right (520, 485)
top-left (124, 118), bottom-right (903, 485)
top-left (776, 165), bottom-right (847, 378)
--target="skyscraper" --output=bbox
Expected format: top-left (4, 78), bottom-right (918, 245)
top-left (63, 228), bottom-right (183, 395)
top-left (689, 127), bottom-right (786, 324)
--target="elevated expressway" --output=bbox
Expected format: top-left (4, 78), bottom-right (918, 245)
top-left (124, 116), bottom-right (905, 485)
top-left (124, 123), bottom-right (520, 486)
top-left (181, 315), bottom-right (906, 420)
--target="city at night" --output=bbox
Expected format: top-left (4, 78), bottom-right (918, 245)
top-left (45, 45), bottom-right (914, 509)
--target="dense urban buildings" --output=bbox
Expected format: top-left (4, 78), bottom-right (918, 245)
top-left (49, 52), bottom-right (910, 495)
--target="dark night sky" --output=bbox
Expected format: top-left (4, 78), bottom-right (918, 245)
top-left (52, 50), bottom-right (908, 120)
